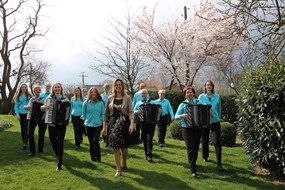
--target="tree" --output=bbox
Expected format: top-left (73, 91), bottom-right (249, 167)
top-left (0, 0), bottom-right (49, 114)
top-left (22, 57), bottom-right (50, 94)
top-left (217, 0), bottom-right (285, 61)
top-left (89, 5), bottom-right (150, 94)
top-left (134, 0), bottom-right (242, 93)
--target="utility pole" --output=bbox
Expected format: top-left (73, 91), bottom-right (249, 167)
top-left (184, 6), bottom-right (188, 20)
top-left (79, 72), bottom-right (88, 88)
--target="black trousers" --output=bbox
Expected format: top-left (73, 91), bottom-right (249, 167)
top-left (182, 127), bottom-right (202, 173)
top-left (157, 115), bottom-right (169, 144)
top-left (201, 121), bottom-right (222, 166)
top-left (141, 122), bottom-right (156, 158)
top-left (135, 114), bottom-right (142, 139)
top-left (28, 119), bottom-right (47, 153)
top-left (86, 126), bottom-right (102, 161)
top-left (19, 113), bottom-right (28, 145)
top-left (48, 124), bottom-right (66, 166)
top-left (71, 115), bottom-right (84, 146)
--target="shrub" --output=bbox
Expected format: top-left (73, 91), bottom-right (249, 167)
top-left (169, 120), bottom-right (183, 140)
top-left (236, 58), bottom-right (285, 176)
top-left (0, 120), bottom-right (13, 131)
top-left (221, 95), bottom-right (238, 123)
top-left (209, 122), bottom-right (237, 147)
top-left (149, 90), bottom-right (184, 113)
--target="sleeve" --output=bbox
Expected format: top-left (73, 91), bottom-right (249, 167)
top-left (174, 103), bottom-right (184, 120)
top-left (82, 101), bottom-right (87, 121)
top-left (217, 95), bottom-right (222, 120)
top-left (132, 93), bottom-right (137, 108)
top-left (69, 97), bottom-right (74, 122)
top-left (14, 100), bottom-right (19, 117)
top-left (127, 96), bottom-right (134, 120)
top-left (100, 101), bottom-right (105, 122)
top-left (168, 100), bottom-right (175, 118)
top-left (104, 98), bottom-right (110, 122)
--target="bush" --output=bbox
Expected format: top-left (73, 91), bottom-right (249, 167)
top-left (236, 58), bottom-right (285, 176)
top-left (221, 95), bottom-right (238, 123)
top-left (209, 122), bottom-right (237, 147)
top-left (149, 90), bottom-right (184, 113)
top-left (0, 120), bottom-right (13, 131)
top-left (169, 120), bottom-right (183, 140)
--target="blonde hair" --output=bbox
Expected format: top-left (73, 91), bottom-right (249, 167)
top-left (33, 85), bottom-right (41, 92)
top-left (111, 78), bottom-right (126, 97)
top-left (50, 82), bottom-right (65, 97)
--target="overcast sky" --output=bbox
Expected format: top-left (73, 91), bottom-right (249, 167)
top-left (38, 0), bottom-right (199, 86)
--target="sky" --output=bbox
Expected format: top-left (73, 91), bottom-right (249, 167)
top-left (38, 0), bottom-right (199, 86)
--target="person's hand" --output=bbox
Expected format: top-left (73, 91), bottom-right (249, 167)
top-left (170, 117), bottom-right (174, 122)
top-left (102, 128), bottom-right (107, 136)
top-left (41, 104), bottom-right (49, 111)
top-left (128, 125), bottom-right (134, 134)
top-left (180, 114), bottom-right (189, 119)
top-left (24, 106), bottom-right (31, 110)
top-left (16, 116), bottom-right (20, 121)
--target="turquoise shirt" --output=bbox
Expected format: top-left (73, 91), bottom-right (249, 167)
top-left (70, 96), bottom-right (84, 116)
top-left (14, 94), bottom-right (31, 116)
top-left (154, 98), bottom-right (174, 118)
top-left (132, 90), bottom-right (150, 108)
top-left (198, 93), bottom-right (221, 123)
top-left (39, 92), bottom-right (50, 101)
top-left (133, 100), bottom-right (155, 113)
top-left (82, 100), bottom-right (105, 127)
top-left (101, 92), bottom-right (112, 104)
top-left (174, 99), bottom-right (197, 128)
top-left (45, 95), bottom-right (70, 127)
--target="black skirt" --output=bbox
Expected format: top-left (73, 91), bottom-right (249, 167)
top-left (107, 110), bottom-right (140, 148)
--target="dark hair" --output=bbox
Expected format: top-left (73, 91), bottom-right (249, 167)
top-left (203, 80), bottom-right (215, 93)
top-left (183, 86), bottom-right (195, 97)
top-left (74, 87), bottom-right (83, 101)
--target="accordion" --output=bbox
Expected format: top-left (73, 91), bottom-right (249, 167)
top-left (139, 103), bottom-right (161, 124)
top-left (44, 98), bottom-right (71, 125)
top-left (185, 104), bottom-right (211, 128)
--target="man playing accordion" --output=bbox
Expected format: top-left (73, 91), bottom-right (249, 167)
top-left (134, 89), bottom-right (161, 162)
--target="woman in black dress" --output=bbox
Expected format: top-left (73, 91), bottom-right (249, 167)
top-left (103, 78), bottom-right (135, 178)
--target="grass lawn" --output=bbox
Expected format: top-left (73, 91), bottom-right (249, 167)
top-left (0, 114), bottom-right (284, 190)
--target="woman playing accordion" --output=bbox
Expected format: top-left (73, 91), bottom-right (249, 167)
top-left (24, 85), bottom-right (46, 156)
top-left (174, 86), bottom-right (201, 177)
top-left (41, 82), bottom-right (70, 171)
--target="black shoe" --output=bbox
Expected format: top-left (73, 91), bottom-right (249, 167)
top-left (23, 144), bottom-right (27, 149)
top-left (122, 166), bottom-right (128, 171)
top-left (56, 165), bottom-right (62, 171)
top-left (217, 165), bottom-right (224, 172)
top-left (146, 157), bottom-right (152, 162)
top-left (27, 152), bottom-right (35, 156)
top-left (159, 143), bottom-right (164, 148)
top-left (203, 158), bottom-right (208, 162)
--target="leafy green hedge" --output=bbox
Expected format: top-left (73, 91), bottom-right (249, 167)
top-left (209, 122), bottom-right (237, 147)
top-left (149, 90), bottom-right (184, 113)
top-left (0, 119), bottom-right (13, 131)
top-left (221, 95), bottom-right (237, 123)
top-left (236, 58), bottom-right (285, 176)
top-left (170, 120), bottom-right (237, 147)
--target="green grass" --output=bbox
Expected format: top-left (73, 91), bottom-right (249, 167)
top-left (0, 114), bottom-right (284, 190)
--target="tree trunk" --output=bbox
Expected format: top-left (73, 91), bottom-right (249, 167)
top-left (0, 98), bottom-right (12, 114)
